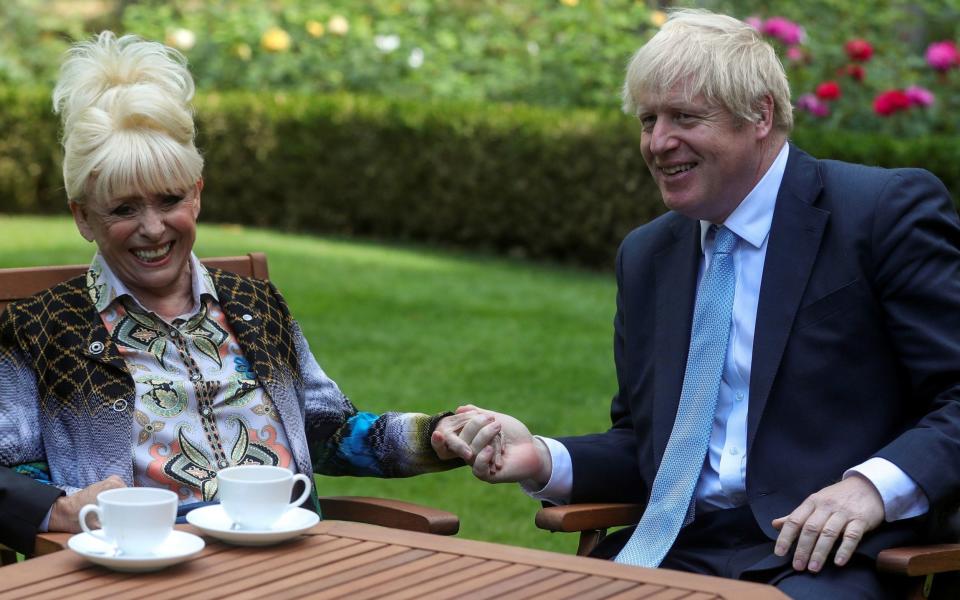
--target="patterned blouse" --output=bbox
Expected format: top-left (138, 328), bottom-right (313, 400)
top-left (89, 254), bottom-right (296, 503)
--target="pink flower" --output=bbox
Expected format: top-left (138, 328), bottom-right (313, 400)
top-left (844, 39), bottom-right (873, 63)
top-left (904, 85), bottom-right (935, 107)
top-left (815, 81), bottom-right (841, 101)
top-left (796, 93), bottom-right (829, 117)
top-left (786, 46), bottom-right (806, 63)
top-left (873, 90), bottom-right (911, 116)
top-left (925, 41), bottom-right (959, 71)
top-left (762, 17), bottom-right (804, 46)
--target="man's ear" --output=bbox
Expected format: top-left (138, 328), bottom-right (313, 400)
top-left (755, 94), bottom-right (775, 139)
top-left (69, 201), bottom-right (96, 242)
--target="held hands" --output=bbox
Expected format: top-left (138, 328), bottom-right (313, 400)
top-left (48, 475), bottom-right (126, 532)
top-left (772, 474), bottom-right (885, 572)
top-left (432, 405), bottom-right (551, 486)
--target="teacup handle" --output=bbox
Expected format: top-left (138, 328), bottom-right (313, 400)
top-left (78, 504), bottom-right (109, 543)
top-left (288, 473), bottom-right (312, 509)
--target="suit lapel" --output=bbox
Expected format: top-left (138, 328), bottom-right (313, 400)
top-left (748, 147), bottom-right (829, 450)
top-left (653, 216), bottom-right (701, 461)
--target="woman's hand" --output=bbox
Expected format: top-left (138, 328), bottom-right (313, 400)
top-left (48, 475), bottom-right (126, 532)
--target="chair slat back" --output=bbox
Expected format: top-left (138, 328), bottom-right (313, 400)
top-left (0, 252), bottom-right (268, 313)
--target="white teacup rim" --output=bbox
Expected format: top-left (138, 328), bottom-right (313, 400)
top-left (217, 465), bottom-right (298, 483)
top-left (96, 487), bottom-right (178, 506)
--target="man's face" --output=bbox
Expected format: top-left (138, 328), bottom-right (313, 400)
top-left (637, 88), bottom-right (772, 223)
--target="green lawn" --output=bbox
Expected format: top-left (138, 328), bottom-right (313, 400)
top-left (0, 214), bottom-right (618, 554)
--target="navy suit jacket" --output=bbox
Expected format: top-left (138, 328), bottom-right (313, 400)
top-left (561, 145), bottom-right (960, 555)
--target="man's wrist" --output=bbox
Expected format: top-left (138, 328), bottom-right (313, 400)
top-left (533, 436), bottom-right (554, 488)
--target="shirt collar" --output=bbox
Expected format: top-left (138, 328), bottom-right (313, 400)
top-left (699, 141), bottom-right (790, 252)
top-left (86, 252), bottom-right (218, 315)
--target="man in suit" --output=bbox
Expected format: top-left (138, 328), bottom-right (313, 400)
top-left (436, 10), bottom-right (960, 598)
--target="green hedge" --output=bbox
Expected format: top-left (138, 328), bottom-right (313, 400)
top-left (2, 87), bottom-right (958, 268)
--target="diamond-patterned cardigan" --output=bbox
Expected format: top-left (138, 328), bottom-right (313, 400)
top-left (0, 268), bottom-right (456, 498)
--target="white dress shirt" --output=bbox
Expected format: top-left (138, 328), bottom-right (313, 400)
top-left (525, 142), bottom-right (929, 522)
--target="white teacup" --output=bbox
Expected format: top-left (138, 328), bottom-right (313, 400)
top-left (216, 465), bottom-right (312, 530)
top-left (79, 487), bottom-right (177, 556)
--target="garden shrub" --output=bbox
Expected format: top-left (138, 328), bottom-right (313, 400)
top-left (2, 87), bottom-right (957, 268)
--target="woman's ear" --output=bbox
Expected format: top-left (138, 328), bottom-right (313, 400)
top-left (193, 179), bottom-right (203, 219)
top-left (69, 201), bottom-right (96, 242)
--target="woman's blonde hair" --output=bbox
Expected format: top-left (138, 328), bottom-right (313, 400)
top-left (622, 9), bottom-right (793, 132)
top-left (52, 31), bottom-right (204, 204)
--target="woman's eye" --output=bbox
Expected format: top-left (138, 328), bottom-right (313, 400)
top-left (111, 205), bottom-right (135, 217)
top-left (161, 194), bottom-right (184, 206)
top-left (639, 115), bottom-right (656, 130)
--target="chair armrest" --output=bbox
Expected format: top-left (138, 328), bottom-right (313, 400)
top-left (535, 503), bottom-right (644, 533)
top-left (34, 532), bottom-right (71, 556)
top-left (318, 496), bottom-right (459, 536)
top-left (877, 544), bottom-right (960, 576)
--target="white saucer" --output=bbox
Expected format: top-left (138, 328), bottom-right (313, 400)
top-left (185, 505), bottom-right (320, 546)
top-left (68, 530), bottom-right (205, 572)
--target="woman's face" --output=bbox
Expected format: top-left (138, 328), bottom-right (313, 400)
top-left (70, 181), bottom-right (202, 304)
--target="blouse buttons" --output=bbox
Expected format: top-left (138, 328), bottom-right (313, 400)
top-left (89, 341), bottom-right (105, 355)
top-left (242, 314), bottom-right (254, 322)
top-left (112, 399), bottom-right (128, 412)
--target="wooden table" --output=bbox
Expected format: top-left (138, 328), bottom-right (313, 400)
top-left (0, 521), bottom-right (787, 599)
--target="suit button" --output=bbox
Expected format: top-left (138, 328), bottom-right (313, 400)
top-left (89, 341), bottom-right (105, 355)
top-left (112, 399), bottom-right (128, 412)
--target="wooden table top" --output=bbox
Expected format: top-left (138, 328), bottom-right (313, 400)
top-left (0, 521), bottom-right (787, 599)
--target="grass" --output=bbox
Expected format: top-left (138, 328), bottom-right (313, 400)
top-left (0, 214), bottom-right (617, 554)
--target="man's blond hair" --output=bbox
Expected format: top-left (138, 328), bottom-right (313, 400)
top-left (623, 9), bottom-right (793, 132)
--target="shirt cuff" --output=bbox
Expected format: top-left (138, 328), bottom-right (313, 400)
top-left (39, 507), bottom-right (52, 532)
top-left (519, 436), bottom-right (572, 505)
top-left (845, 457), bottom-right (929, 522)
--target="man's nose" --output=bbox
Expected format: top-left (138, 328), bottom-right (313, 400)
top-left (647, 120), bottom-right (679, 155)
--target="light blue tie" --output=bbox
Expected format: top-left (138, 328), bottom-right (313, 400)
top-left (615, 225), bottom-right (738, 568)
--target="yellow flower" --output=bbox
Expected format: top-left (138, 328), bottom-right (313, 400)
top-left (261, 27), bottom-right (291, 53)
top-left (306, 20), bottom-right (325, 38)
top-left (650, 10), bottom-right (668, 27)
top-left (328, 15), bottom-right (349, 35)
top-left (560, 0), bottom-right (579, 6)
top-left (235, 43), bottom-right (252, 61)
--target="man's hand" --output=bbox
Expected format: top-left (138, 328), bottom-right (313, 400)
top-left (48, 475), bottom-right (126, 532)
top-left (772, 475), bottom-right (885, 572)
top-left (432, 405), bottom-right (551, 486)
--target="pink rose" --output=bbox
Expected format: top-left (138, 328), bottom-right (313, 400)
top-left (925, 41), bottom-right (959, 71)
top-left (762, 17), bottom-right (804, 46)
top-left (796, 93), bottom-right (829, 117)
top-left (904, 85), bottom-right (935, 107)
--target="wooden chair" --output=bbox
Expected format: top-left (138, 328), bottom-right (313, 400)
top-left (535, 502), bottom-right (960, 599)
top-left (0, 253), bottom-right (458, 564)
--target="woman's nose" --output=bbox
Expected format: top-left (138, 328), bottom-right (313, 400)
top-left (139, 207), bottom-right (165, 238)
